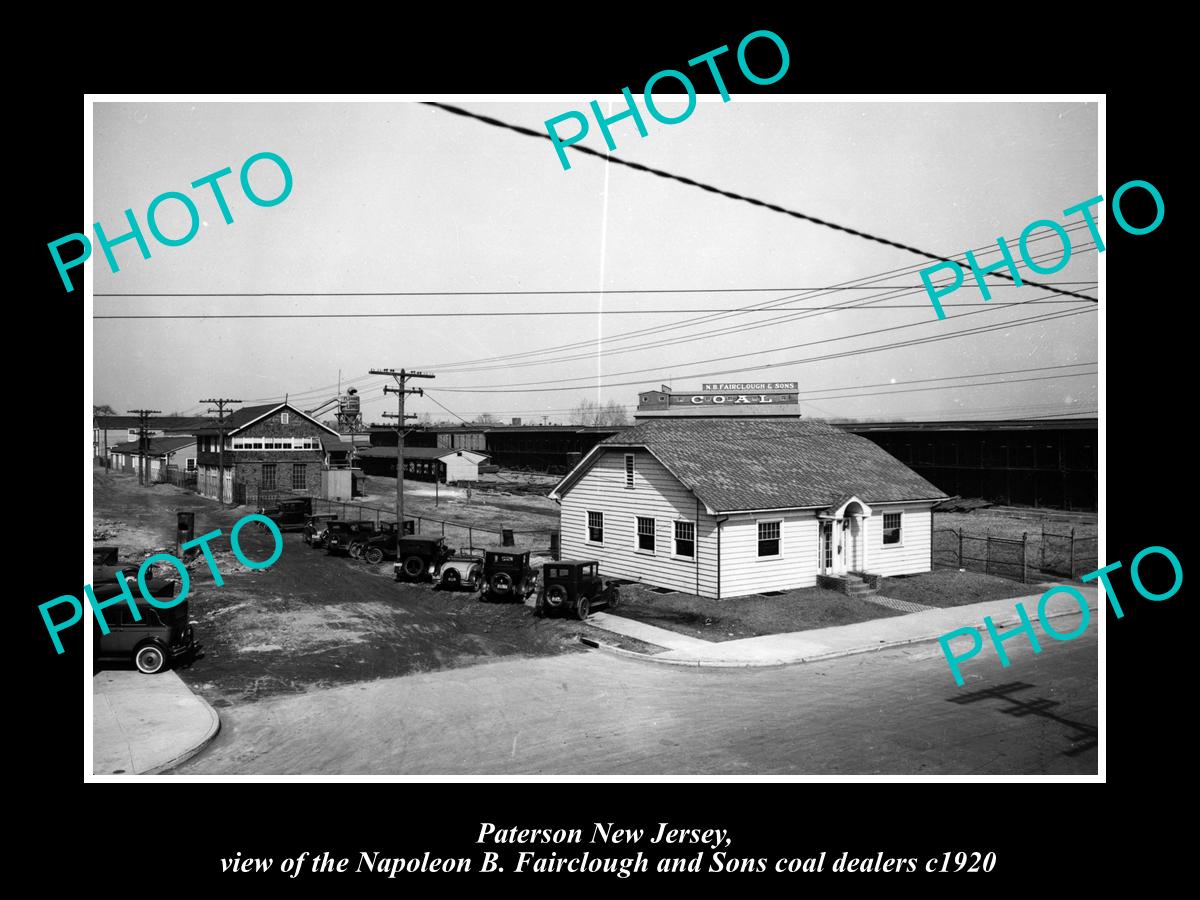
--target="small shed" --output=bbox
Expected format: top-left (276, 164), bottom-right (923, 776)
top-left (355, 446), bottom-right (490, 483)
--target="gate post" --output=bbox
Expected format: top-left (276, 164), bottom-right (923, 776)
top-left (958, 528), bottom-right (963, 568)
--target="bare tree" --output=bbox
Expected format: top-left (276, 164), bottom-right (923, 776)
top-left (473, 412), bottom-right (499, 425)
top-left (600, 400), bottom-right (629, 426)
top-left (570, 398), bottom-right (629, 426)
top-left (570, 398), bottom-right (601, 425)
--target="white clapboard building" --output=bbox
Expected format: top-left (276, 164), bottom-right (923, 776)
top-left (549, 419), bottom-right (948, 599)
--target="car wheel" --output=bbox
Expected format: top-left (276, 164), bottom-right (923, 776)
top-left (134, 643), bottom-right (167, 675)
top-left (403, 555), bottom-right (425, 579)
top-left (365, 547), bottom-right (385, 565)
top-left (575, 595), bottom-right (590, 621)
top-left (349, 542), bottom-right (363, 560)
top-left (442, 569), bottom-right (461, 589)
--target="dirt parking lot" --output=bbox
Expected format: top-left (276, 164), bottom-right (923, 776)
top-left (92, 471), bottom-right (648, 708)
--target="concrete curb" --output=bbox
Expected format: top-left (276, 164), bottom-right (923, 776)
top-left (151, 688), bottom-right (221, 775)
top-left (582, 600), bottom-right (1100, 670)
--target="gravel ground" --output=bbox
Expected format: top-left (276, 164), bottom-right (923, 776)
top-left (92, 470), bottom-right (614, 706)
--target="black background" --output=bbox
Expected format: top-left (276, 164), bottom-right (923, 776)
top-left (22, 14), bottom-right (1179, 887)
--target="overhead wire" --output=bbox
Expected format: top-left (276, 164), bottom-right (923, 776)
top-left (423, 101), bottom-right (1099, 304)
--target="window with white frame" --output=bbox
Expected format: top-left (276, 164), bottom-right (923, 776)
top-left (185, 458), bottom-right (196, 472)
top-left (261, 463), bottom-right (277, 490)
top-left (674, 520), bottom-right (695, 558)
top-left (883, 512), bottom-right (902, 545)
top-left (758, 520), bottom-right (782, 557)
top-left (292, 463), bottom-right (307, 490)
top-left (636, 516), bottom-right (655, 552)
top-left (280, 412), bottom-right (290, 425)
top-left (624, 454), bottom-right (635, 488)
top-left (587, 511), bottom-right (604, 543)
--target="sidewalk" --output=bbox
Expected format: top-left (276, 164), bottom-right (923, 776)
top-left (587, 585), bottom-right (1099, 668)
top-left (93, 670), bottom-right (221, 775)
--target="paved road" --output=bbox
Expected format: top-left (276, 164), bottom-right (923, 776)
top-left (178, 617), bottom-right (1097, 775)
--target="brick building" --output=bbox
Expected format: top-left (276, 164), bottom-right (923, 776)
top-left (185, 402), bottom-right (341, 504)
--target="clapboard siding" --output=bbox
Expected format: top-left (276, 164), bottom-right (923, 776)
top-left (866, 505), bottom-right (933, 576)
top-left (719, 512), bottom-right (821, 597)
top-left (443, 450), bottom-right (487, 482)
top-left (559, 449), bottom-right (718, 596)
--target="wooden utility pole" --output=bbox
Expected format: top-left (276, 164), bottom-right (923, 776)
top-left (128, 409), bottom-right (161, 486)
top-left (371, 368), bottom-right (434, 559)
top-left (200, 398), bottom-right (241, 506)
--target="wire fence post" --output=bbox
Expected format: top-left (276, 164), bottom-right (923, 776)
top-left (1022, 532), bottom-right (1028, 584)
top-left (985, 530), bottom-right (991, 576)
top-left (375, 508), bottom-right (380, 527)
top-left (417, 517), bottom-right (423, 534)
top-left (1040, 522), bottom-right (1046, 570)
top-left (468, 526), bottom-right (473, 553)
top-left (1069, 527), bottom-right (1076, 577)
top-left (958, 528), bottom-right (964, 568)
top-left (441, 521), bottom-right (445, 537)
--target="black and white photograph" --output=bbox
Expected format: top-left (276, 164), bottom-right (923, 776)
top-left (82, 93), bottom-right (1103, 778)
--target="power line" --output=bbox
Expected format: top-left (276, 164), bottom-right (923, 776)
top-left (424, 102), bottom-right (1100, 305)
top-left (434, 302), bottom-right (1097, 393)
top-left (426, 275), bottom-right (1098, 378)
top-left (417, 229), bottom-right (1098, 374)
top-left (94, 299), bottom-right (1094, 320)
top-left (439, 289), bottom-right (1097, 391)
top-left (422, 365), bottom-right (1096, 413)
top-left (93, 282), bottom-right (1097, 298)
top-left (205, 231), bottom-right (1097, 409)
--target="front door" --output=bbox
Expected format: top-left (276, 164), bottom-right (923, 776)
top-left (820, 521), bottom-right (837, 574)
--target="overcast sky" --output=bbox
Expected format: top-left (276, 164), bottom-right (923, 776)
top-left (92, 99), bottom-right (1098, 424)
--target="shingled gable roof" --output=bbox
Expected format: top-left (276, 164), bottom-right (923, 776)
top-left (188, 403), bottom-right (341, 437)
top-left (556, 419), bottom-right (947, 513)
top-left (107, 435), bottom-right (197, 456)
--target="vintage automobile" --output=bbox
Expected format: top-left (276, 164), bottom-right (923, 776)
top-left (91, 552), bottom-right (201, 674)
top-left (437, 553), bottom-right (484, 591)
top-left (480, 550), bottom-right (539, 603)
top-left (257, 496), bottom-right (313, 532)
top-left (348, 519), bottom-right (416, 564)
top-left (303, 514), bottom-right (339, 548)
top-left (392, 536), bottom-right (453, 581)
top-left (325, 520), bottom-right (377, 556)
top-left (535, 559), bottom-right (621, 620)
